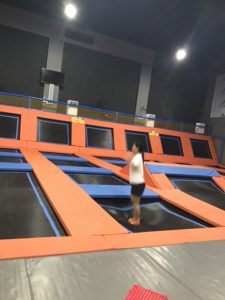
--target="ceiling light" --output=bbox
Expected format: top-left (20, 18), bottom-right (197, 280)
top-left (64, 3), bottom-right (77, 19)
top-left (175, 48), bottom-right (187, 61)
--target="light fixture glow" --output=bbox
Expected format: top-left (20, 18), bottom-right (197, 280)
top-left (64, 3), bottom-right (77, 19)
top-left (175, 48), bottom-right (187, 61)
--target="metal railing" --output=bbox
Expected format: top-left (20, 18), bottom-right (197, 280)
top-left (0, 91), bottom-right (209, 135)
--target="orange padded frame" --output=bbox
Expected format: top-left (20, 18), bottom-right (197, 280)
top-left (0, 105), bottom-right (218, 164)
top-left (0, 104), bottom-right (224, 260)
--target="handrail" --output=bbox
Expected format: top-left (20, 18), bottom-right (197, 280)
top-left (0, 91), bottom-right (208, 132)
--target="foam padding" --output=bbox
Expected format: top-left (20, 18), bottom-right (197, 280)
top-left (79, 184), bottom-right (159, 198)
top-left (59, 166), bottom-right (114, 174)
top-left (146, 164), bottom-right (220, 178)
top-left (22, 149), bottom-right (127, 236)
top-left (0, 151), bottom-right (23, 158)
top-left (0, 163), bottom-right (32, 171)
top-left (213, 176), bottom-right (225, 192)
top-left (45, 154), bottom-right (87, 163)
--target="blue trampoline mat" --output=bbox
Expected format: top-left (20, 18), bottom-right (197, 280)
top-left (79, 184), bottom-right (159, 198)
top-left (146, 164), bottom-right (220, 178)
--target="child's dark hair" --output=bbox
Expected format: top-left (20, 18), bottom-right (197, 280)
top-left (133, 142), bottom-right (144, 162)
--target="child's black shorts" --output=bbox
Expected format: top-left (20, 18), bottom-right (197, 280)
top-left (131, 183), bottom-right (145, 197)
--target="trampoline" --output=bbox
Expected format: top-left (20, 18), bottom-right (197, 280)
top-left (43, 153), bottom-right (96, 167)
top-left (42, 152), bottom-right (74, 157)
top-left (191, 139), bottom-right (212, 159)
top-left (38, 118), bottom-right (71, 145)
top-left (95, 197), bottom-right (210, 232)
top-left (160, 134), bottom-right (183, 156)
top-left (0, 113), bottom-right (20, 140)
top-left (0, 149), bottom-right (20, 153)
top-left (0, 171), bottom-right (66, 239)
top-left (86, 126), bottom-right (114, 149)
top-left (0, 149), bottom-right (26, 163)
top-left (125, 130), bottom-right (152, 152)
top-left (50, 159), bottom-right (94, 167)
top-left (70, 174), bottom-right (127, 185)
top-left (171, 178), bottom-right (225, 210)
top-left (0, 157), bottom-right (25, 163)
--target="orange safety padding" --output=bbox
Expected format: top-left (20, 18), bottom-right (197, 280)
top-left (31, 109), bottom-right (74, 122)
top-left (143, 166), bottom-right (158, 188)
top-left (84, 118), bottom-right (118, 128)
top-left (79, 147), bottom-right (125, 158)
top-left (0, 104), bottom-right (218, 165)
top-left (26, 110), bottom-right (37, 141)
top-left (27, 141), bottom-right (76, 153)
top-left (0, 140), bottom-right (27, 149)
top-left (212, 177), bottom-right (225, 192)
top-left (118, 152), bottom-right (127, 160)
top-left (181, 137), bottom-right (193, 157)
top-left (77, 151), bottom-right (121, 174)
top-left (20, 109), bottom-right (30, 141)
top-left (150, 135), bottom-right (163, 154)
top-left (114, 128), bottom-right (126, 151)
top-left (22, 149), bottom-right (127, 236)
top-left (0, 105), bottom-right (27, 115)
top-left (2, 227), bottom-right (225, 260)
top-left (1, 105), bottom-right (225, 261)
top-left (72, 122), bottom-right (85, 147)
top-left (151, 174), bottom-right (175, 190)
top-left (208, 138), bottom-right (218, 162)
top-left (144, 153), bottom-right (152, 161)
top-left (106, 227), bottom-right (225, 250)
top-left (119, 163), bottom-right (129, 177)
top-left (157, 189), bottom-right (225, 226)
top-left (0, 236), bottom-right (113, 260)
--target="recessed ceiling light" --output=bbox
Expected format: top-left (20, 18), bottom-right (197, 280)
top-left (64, 3), bottom-right (77, 19)
top-left (175, 48), bottom-right (187, 61)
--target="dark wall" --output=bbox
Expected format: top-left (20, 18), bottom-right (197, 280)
top-left (59, 43), bottom-right (141, 114)
top-left (148, 53), bottom-right (210, 123)
top-left (0, 25), bottom-right (48, 97)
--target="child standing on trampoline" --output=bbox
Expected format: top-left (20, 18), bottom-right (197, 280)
top-left (127, 142), bottom-right (145, 225)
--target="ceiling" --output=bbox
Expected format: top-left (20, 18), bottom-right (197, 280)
top-left (1, 0), bottom-right (225, 70)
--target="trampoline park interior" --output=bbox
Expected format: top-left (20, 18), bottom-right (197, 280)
top-left (0, 1), bottom-right (225, 300)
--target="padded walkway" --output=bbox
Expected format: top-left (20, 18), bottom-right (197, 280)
top-left (0, 241), bottom-right (225, 300)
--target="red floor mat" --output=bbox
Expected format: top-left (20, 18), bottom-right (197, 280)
top-left (125, 285), bottom-right (168, 300)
